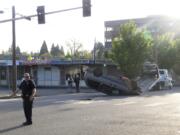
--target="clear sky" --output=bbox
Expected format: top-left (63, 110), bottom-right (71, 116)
top-left (0, 0), bottom-right (180, 53)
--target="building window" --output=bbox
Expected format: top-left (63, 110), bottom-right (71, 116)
top-left (106, 27), bottom-right (113, 31)
top-left (106, 39), bottom-right (112, 42)
top-left (17, 66), bottom-right (24, 80)
top-left (0, 67), bottom-right (6, 80)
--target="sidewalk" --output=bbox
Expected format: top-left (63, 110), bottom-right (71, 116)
top-left (0, 87), bottom-right (96, 99)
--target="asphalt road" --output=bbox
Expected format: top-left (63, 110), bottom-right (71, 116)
top-left (1, 87), bottom-right (180, 135)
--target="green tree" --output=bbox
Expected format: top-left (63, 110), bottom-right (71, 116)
top-left (54, 45), bottom-right (60, 57)
top-left (31, 52), bottom-right (40, 60)
top-left (40, 40), bottom-right (49, 56)
top-left (1, 46), bottom-right (22, 60)
top-left (110, 21), bottom-right (152, 78)
top-left (6, 46), bottom-right (21, 55)
top-left (65, 51), bottom-right (72, 59)
top-left (79, 50), bottom-right (91, 59)
top-left (154, 33), bottom-right (176, 69)
top-left (16, 46), bottom-right (21, 55)
top-left (40, 53), bottom-right (52, 60)
top-left (50, 43), bottom-right (56, 56)
top-left (50, 44), bottom-right (65, 58)
top-left (172, 39), bottom-right (180, 75)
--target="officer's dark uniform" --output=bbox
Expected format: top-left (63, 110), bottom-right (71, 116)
top-left (19, 79), bottom-right (36, 124)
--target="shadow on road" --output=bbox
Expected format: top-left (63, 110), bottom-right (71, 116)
top-left (0, 124), bottom-right (23, 134)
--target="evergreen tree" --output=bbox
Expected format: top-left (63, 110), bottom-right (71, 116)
top-left (50, 43), bottom-right (56, 57)
top-left (54, 44), bottom-right (60, 56)
top-left (16, 46), bottom-right (21, 55)
top-left (40, 40), bottom-right (49, 56)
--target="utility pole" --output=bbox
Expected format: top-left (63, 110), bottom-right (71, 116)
top-left (73, 40), bottom-right (75, 61)
top-left (93, 38), bottom-right (96, 64)
top-left (12, 6), bottom-right (17, 92)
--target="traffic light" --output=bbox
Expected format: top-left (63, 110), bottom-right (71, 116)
top-left (82, 0), bottom-right (91, 17)
top-left (37, 6), bottom-right (45, 24)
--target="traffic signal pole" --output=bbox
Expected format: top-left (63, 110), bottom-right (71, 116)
top-left (0, 6), bottom-right (83, 24)
top-left (0, 0), bottom-right (91, 92)
top-left (0, 0), bottom-right (91, 24)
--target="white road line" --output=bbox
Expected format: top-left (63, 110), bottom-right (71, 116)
top-left (0, 98), bottom-right (20, 102)
top-left (73, 100), bottom-right (105, 105)
top-left (73, 101), bottom-right (94, 105)
top-left (95, 100), bottom-right (106, 103)
top-left (144, 102), bottom-right (168, 107)
top-left (53, 101), bottom-right (67, 104)
top-left (114, 101), bottom-right (137, 106)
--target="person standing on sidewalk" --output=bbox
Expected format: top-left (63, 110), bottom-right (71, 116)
top-left (67, 75), bottom-right (73, 88)
top-left (12, 73), bottom-right (36, 126)
top-left (74, 74), bottom-right (80, 93)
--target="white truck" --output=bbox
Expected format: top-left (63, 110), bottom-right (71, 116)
top-left (149, 69), bottom-right (173, 90)
top-left (158, 69), bottom-right (173, 89)
top-left (138, 62), bottom-right (173, 91)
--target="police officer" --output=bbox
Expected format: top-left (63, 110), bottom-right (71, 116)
top-left (13, 73), bottom-right (36, 126)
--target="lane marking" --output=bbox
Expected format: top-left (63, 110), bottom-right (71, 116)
top-left (114, 101), bottom-right (137, 106)
top-left (73, 100), bottom-right (105, 105)
top-left (73, 101), bottom-right (94, 105)
top-left (53, 101), bottom-right (66, 104)
top-left (144, 102), bottom-right (168, 107)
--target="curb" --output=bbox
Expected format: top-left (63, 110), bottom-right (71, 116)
top-left (0, 95), bottom-right (21, 99)
top-left (0, 94), bottom-right (40, 100)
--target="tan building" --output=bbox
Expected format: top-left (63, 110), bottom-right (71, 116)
top-left (104, 15), bottom-right (180, 49)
